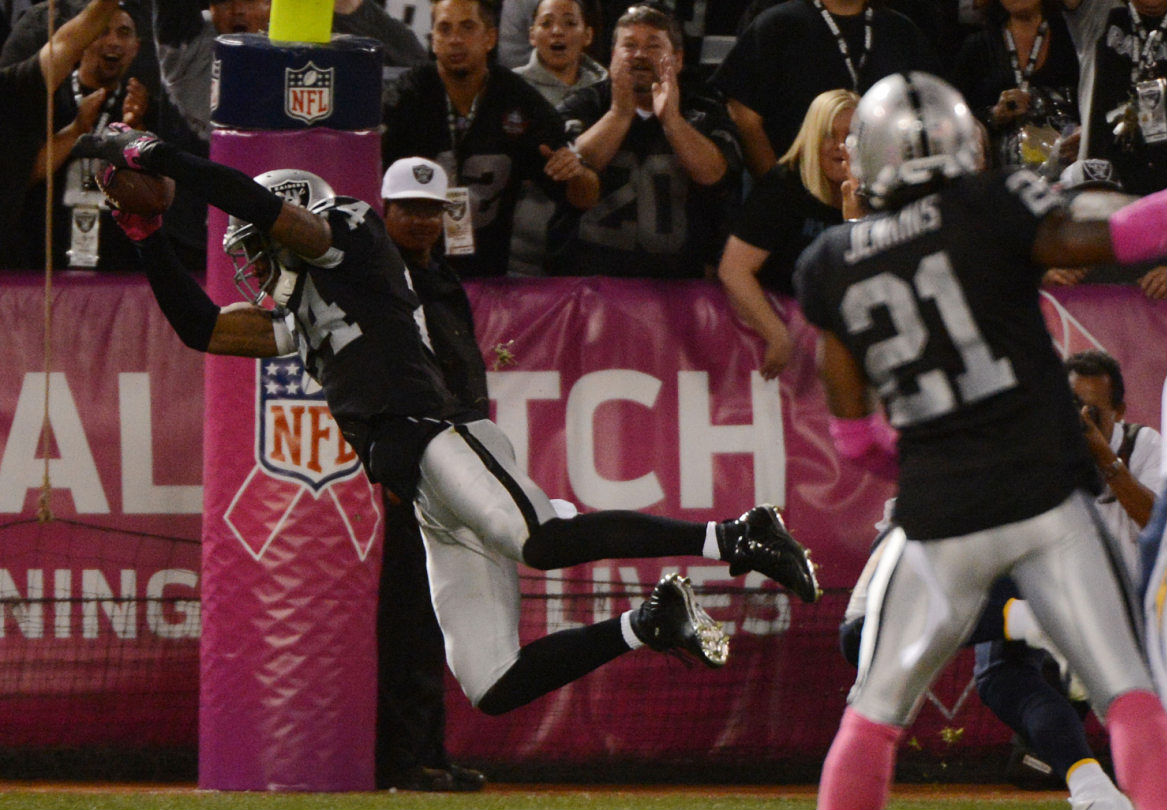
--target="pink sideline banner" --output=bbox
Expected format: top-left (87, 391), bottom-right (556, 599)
top-left (1, 273), bottom-right (1165, 765)
top-left (0, 273), bottom-right (202, 748)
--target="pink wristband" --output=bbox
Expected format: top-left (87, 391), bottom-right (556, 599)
top-left (1110, 189), bottom-right (1167, 265)
top-left (828, 412), bottom-right (899, 480)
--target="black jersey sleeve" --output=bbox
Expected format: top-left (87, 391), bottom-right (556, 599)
top-left (515, 79), bottom-right (571, 186)
top-left (380, 68), bottom-right (427, 167)
top-left (959, 169), bottom-right (1063, 268)
top-left (733, 166), bottom-right (794, 251)
top-left (709, 12), bottom-right (766, 108)
top-left (153, 0), bottom-right (206, 46)
top-left (2, 54), bottom-right (47, 129)
top-left (557, 83), bottom-right (608, 140)
top-left (689, 89), bottom-right (744, 182)
top-left (314, 197), bottom-right (395, 273)
top-left (793, 231), bottom-right (837, 331)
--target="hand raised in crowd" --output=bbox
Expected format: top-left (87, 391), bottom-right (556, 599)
top-left (991, 88), bottom-right (1031, 126)
top-left (1077, 400), bottom-right (1111, 464)
top-left (651, 53), bottom-right (681, 126)
top-left (609, 48), bottom-right (638, 117)
top-left (1058, 127), bottom-right (1081, 163)
top-left (841, 175), bottom-right (866, 222)
top-left (71, 87), bottom-right (108, 137)
top-left (539, 143), bottom-right (587, 182)
top-left (1140, 266), bottom-right (1167, 300)
top-left (122, 77), bottom-right (149, 129)
top-left (761, 331), bottom-right (795, 380)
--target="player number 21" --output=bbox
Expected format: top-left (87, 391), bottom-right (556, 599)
top-left (841, 250), bottom-right (1017, 427)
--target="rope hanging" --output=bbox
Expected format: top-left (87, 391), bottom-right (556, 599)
top-left (38, 0), bottom-right (58, 524)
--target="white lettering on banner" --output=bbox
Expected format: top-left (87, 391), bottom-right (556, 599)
top-left (738, 571), bottom-right (792, 636)
top-left (585, 564), bottom-right (650, 625)
top-left (487, 371), bottom-right (561, 476)
top-left (488, 370), bottom-right (789, 510)
top-left (119, 374), bottom-right (203, 514)
top-left (83, 569), bottom-right (136, 639)
top-left (54, 569), bottom-right (71, 638)
top-left (146, 568), bottom-right (200, 639)
top-left (0, 373), bottom-right (201, 515)
top-left (0, 373), bottom-right (109, 513)
top-left (0, 568), bottom-right (200, 640)
top-left (541, 565), bottom-right (791, 638)
top-left (678, 371), bottom-right (786, 509)
top-left (0, 568), bottom-right (43, 638)
top-left (566, 370), bottom-right (665, 509)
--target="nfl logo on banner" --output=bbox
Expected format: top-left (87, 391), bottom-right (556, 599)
top-left (257, 356), bottom-right (360, 490)
top-left (285, 61), bottom-right (334, 124)
top-left (222, 357), bottom-right (379, 562)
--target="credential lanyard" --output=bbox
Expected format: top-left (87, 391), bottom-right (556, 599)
top-left (71, 71), bottom-right (123, 136)
top-left (1002, 20), bottom-right (1048, 94)
top-left (71, 71), bottom-right (124, 187)
top-left (445, 90), bottom-right (482, 185)
top-left (811, 0), bottom-right (873, 91)
top-left (1127, 2), bottom-right (1167, 83)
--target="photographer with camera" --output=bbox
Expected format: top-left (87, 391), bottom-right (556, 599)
top-left (1068, 349), bottom-right (1162, 581)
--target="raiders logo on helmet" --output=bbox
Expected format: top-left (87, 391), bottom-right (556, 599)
top-left (269, 179), bottom-right (312, 207)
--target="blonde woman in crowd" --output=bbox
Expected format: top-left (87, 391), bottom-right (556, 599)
top-left (717, 88), bottom-right (859, 377)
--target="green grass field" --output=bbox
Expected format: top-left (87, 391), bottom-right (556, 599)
top-left (0, 784), bottom-right (1073, 810)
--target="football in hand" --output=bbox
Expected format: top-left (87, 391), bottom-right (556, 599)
top-left (96, 162), bottom-right (175, 216)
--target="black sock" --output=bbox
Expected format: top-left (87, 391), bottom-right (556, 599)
top-left (476, 618), bottom-right (631, 715)
top-left (522, 512), bottom-right (706, 570)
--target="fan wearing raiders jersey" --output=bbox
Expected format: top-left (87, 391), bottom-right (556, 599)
top-left (74, 122), bottom-right (823, 718)
top-left (549, 4), bottom-right (743, 279)
top-left (380, 0), bottom-right (599, 278)
top-left (1086, 1), bottom-right (1167, 196)
top-left (793, 73), bottom-right (1167, 810)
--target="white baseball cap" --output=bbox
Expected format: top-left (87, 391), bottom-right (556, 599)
top-left (381, 157), bottom-right (449, 203)
top-left (1059, 159), bottom-right (1122, 192)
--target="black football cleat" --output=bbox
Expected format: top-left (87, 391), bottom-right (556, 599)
top-left (631, 573), bottom-right (729, 668)
top-left (716, 505), bottom-right (821, 603)
top-left (379, 764), bottom-right (486, 792)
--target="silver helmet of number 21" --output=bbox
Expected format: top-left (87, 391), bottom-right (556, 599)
top-left (222, 168), bottom-right (336, 307)
top-left (848, 72), bottom-right (981, 210)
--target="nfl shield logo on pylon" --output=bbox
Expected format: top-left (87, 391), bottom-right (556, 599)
top-left (285, 61), bottom-right (334, 124)
top-left (256, 356), bottom-right (361, 492)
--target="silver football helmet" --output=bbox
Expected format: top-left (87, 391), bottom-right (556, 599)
top-left (223, 168), bottom-right (335, 306)
top-left (848, 72), bottom-right (981, 210)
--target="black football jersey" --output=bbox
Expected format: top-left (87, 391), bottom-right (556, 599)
top-left (795, 169), bottom-right (1098, 539)
top-left (552, 80), bottom-right (742, 278)
top-left (381, 64), bottom-right (570, 277)
top-left (284, 196), bottom-right (465, 432)
top-left (1087, 7), bottom-right (1167, 195)
top-left (732, 164), bottom-right (841, 296)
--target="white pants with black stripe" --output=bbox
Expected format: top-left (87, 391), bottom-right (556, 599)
top-left (412, 419), bottom-right (559, 707)
top-left (853, 490), bottom-right (1153, 727)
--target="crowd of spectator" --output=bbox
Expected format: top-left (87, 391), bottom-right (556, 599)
top-left (4, 0), bottom-right (1164, 298)
top-left (4, 0), bottom-right (1166, 796)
